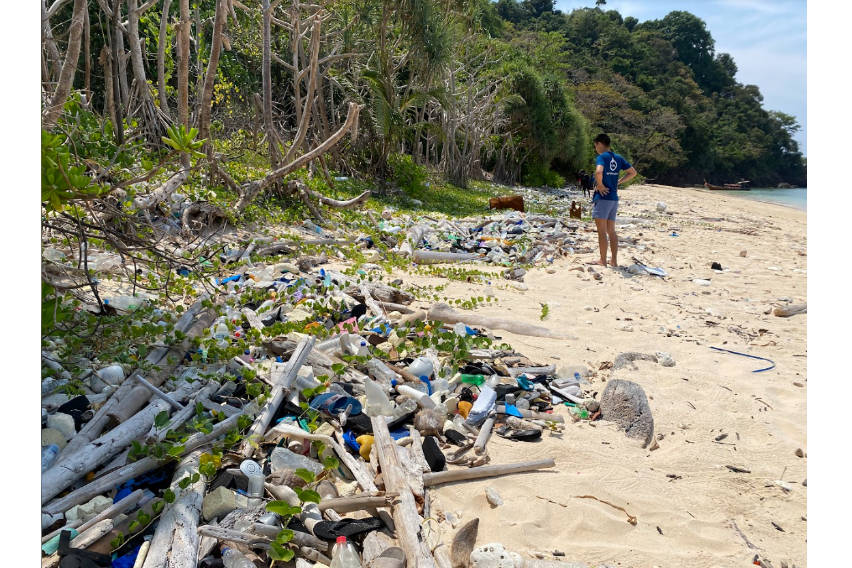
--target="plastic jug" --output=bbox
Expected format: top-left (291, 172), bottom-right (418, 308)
top-left (407, 356), bottom-right (434, 378)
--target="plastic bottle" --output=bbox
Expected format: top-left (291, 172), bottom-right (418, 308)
top-left (221, 547), bottom-right (256, 568)
top-left (103, 295), bottom-right (145, 312)
top-left (42, 444), bottom-right (60, 472)
top-left (407, 356), bottom-right (434, 379)
top-left (460, 374), bottom-right (485, 386)
top-left (364, 379), bottom-right (395, 417)
top-left (329, 536), bottom-right (361, 568)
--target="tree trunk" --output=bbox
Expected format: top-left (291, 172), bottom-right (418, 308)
top-left (83, 4), bottom-right (91, 105)
top-left (198, 0), bottom-right (228, 154)
top-left (43, 0), bottom-right (86, 130)
top-left (109, 0), bottom-right (125, 143)
top-left (127, 0), bottom-right (163, 143)
top-left (157, 0), bottom-right (173, 116)
top-left (283, 15), bottom-right (321, 164)
top-left (41, 0), bottom-right (62, 84)
top-left (100, 45), bottom-right (117, 126)
top-left (261, 0), bottom-right (280, 167)
top-left (177, 0), bottom-right (190, 130)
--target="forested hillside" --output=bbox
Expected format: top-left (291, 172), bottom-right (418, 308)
top-left (42, 0), bottom-right (804, 225)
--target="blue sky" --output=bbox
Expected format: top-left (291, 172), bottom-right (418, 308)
top-left (554, 0), bottom-right (807, 155)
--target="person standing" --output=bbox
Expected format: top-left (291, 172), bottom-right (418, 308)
top-left (591, 133), bottom-right (637, 267)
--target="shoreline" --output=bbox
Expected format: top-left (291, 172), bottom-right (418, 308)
top-left (646, 184), bottom-right (807, 212)
top-left (415, 183), bottom-right (806, 567)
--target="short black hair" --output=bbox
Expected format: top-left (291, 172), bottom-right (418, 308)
top-left (593, 133), bottom-right (611, 146)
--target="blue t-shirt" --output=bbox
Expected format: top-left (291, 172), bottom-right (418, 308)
top-left (594, 151), bottom-right (631, 201)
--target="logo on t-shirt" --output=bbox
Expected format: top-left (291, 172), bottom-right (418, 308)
top-left (609, 157), bottom-right (618, 172)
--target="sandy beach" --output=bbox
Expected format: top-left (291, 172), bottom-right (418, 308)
top-left (388, 184), bottom-right (807, 567)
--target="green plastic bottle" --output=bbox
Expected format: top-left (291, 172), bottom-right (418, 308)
top-left (460, 374), bottom-right (485, 386)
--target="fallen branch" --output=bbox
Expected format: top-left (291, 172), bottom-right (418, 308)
top-left (423, 459), bottom-right (556, 487)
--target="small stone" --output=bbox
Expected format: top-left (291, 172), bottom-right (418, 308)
top-left (795, 448), bottom-right (805, 458)
top-left (47, 412), bottom-right (77, 440)
top-left (692, 279), bottom-right (711, 286)
top-left (793, 381), bottom-right (804, 387)
top-left (584, 399), bottom-right (600, 413)
top-left (740, 250), bottom-right (748, 257)
top-left (485, 487), bottom-right (503, 507)
top-left (202, 486), bottom-right (248, 521)
top-left (584, 305), bottom-right (594, 311)
top-left (802, 479), bottom-right (807, 487)
top-left (546, 268), bottom-right (556, 274)
top-left (656, 202), bottom-right (667, 213)
top-left (656, 352), bottom-right (676, 367)
top-left (470, 543), bottom-right (523, 568)
top-left (618, 323), bottom-right (634, 332)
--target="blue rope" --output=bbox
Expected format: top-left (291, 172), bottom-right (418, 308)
top-left (710, 346), bottom-right (776, 373)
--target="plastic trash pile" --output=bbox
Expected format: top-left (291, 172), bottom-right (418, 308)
top-left (41, 243), bottom-right (605, 568)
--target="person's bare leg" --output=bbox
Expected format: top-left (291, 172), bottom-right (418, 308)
top-left (593, 218), bottom-right (608, 266)
top-left (607, 220), bottom-right (618, 267)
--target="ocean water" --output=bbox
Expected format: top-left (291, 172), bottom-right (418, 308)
top-left (707, 187), bottom-right (807, 211)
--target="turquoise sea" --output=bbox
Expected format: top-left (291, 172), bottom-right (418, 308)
top-left (707, 187), bottom-right (807, 211)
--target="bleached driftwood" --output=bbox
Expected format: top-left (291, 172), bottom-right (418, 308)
top-left (251, 522), bottom-right (328, 551)
top-left (773, 303), bottom-right (806, 317)
top-left (145, 381), bottom-right (219, 443)
top-left (238, 336), bottom-right (314, 457)
top-left (423, 459), bottom-right (556, 487)
top-left (132, 374), bottom-right (185, 410)
top-left (408, 428), bottom-right (433, 473)
top-left (141, 451), bottom-right (205, 568)
top-left (371, 416), bottom-right (436, 568)
top-left (43, 412), bottom-right (243, 515)
top-left (427, 303), bottom-right (575, 340)
top-left (55, 297), bottom-right (213, 464)
top-left (317, 493), bottom-right (398, 514)
top-left (42, 380), bottom-right (198, 505)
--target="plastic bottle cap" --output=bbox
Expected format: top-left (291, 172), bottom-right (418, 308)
top-left (336, 536), bottom-right (347, 544)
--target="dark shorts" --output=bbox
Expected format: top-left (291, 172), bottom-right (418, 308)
top-left (592, 199), bottom-right (618, 221)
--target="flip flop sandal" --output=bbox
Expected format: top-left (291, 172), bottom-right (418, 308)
top-left (309, 393), bottom-right (362, 417)
top-left (312, 517), bottom-right (384, 541)
top-left (495, 425), bottom-right (542, 442)
top-left (444, 429), bottom-right (468, 447)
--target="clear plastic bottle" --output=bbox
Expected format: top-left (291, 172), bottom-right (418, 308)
top-left (364, 379), bottom-right (394, 417)
top-left (42, 444), bottom-right (60, 472)
top-left (221, 547), bottom-right (256, 568)
top-left (329, 536), bottom-right (361, 568)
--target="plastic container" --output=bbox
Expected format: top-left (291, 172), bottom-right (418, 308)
top-left (329, 536), bottom-right (361, 568)
top-left (460, 374), bottom-right (485, 386)
top-left (365, 359), bottom-right (398, 386)
top-left (103, 295), bottom-right (146, 312)
top-left (42, 444), bottom-right (60, 472)
top-left (269, 447), bottom-right (323, 475)
top-left (364, 379), bottom-right (395, 417)
top-left (222, 547), bottom-right (256, 568)
top-left (407, 356), bottom-right (434, 379)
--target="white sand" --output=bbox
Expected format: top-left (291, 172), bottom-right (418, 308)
top-left (400, 185), bottom-right (806, 567)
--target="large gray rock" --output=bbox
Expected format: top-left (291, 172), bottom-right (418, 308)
top-left (600, 379), bottom-right (655, 448)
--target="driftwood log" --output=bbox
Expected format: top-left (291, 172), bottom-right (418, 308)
top-left (238, 336), bottom-right (314, 457)
top-left (773, 303), bottom-right (806, 317)
top-left (54, 297), bottom-right (214, 465)
top-left (423, 459), bottom-right (556, 487)
top-left (43, 412), bottom-right (244, 515)
top-left (141, 451), bottom-right (205, 568)
top-left (371, 416), bottom-right (436, 568)
top-left (42, 380), bottom-right (199, 505)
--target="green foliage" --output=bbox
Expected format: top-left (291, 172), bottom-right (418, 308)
top-left (388, 153), bottom-right (428, 193)
top-left (161, 124), bottom-right (206, 158)
top-left (42, 129), bottom-right (108, 212)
